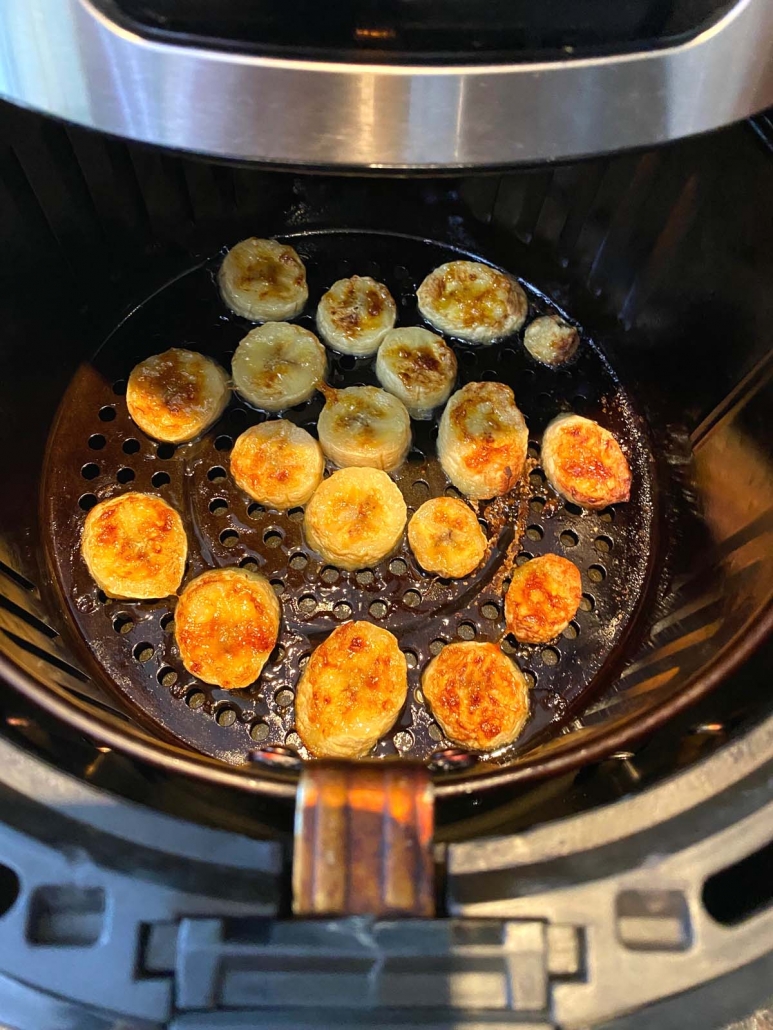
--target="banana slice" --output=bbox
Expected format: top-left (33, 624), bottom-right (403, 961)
top-left (231, 420), bottom-right (324, 510)
top-left (231, 322), bottom-right (327, 412)
top-left (422, 641), bottom-right (530, 751)
top-left (505, 553), bottom-right (582, 643)
top-left (316, 275), bottom-right (397, 356)
top-left (542, 413), bottom-right (632, 509)
top-left (126, 348), bottom-right (229, 444)
top-left (408, 497), bottom-right (487, 578)
top-left (417, 260), bottom-right (528, 344)
top-left (175, 567), bottom-right (280, 690)
top-left (438, 381), bottom-right (528, 499)
top-left (523, 314), bottom-right (579, 366)
top-left (303, 466), bottom-right (407, 571)
top-left (375, 327), bottom-right (457, 420)
top-left (219, 237), bottom-right (308, 321)
top-left (317, 385), bottom-right (411, 471)
top-left (295, 621), bottom-right (408, 758)
top-left (81, 492), bottom-right (187, 600)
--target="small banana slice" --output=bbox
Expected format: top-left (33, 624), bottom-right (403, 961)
top-left (81, 492), bottom-right (187, 600)
top-left (219, 237), bottom-right (308, 321)
top-left (438, 381), bottom-right (528, 499)
top-left (231, 322), bottom-right (327, 412)
top-left (175, 567), bottom-right (280, 690)
top-left (295, 621), bottom-right (408, 758)
top-left (542, 413), bottom-right (632, 509)
top-left (505, 553), bottom-right (582, 644)
top-left (422, 641), bottom-right (530, 751)
top-left (317, 385), bottom-right (411, 471)
top-left (316, 275), bottom-right (397, 356)
top-left (375, 327), bottom-right (457, 420)
top-left (230, 420), bottom-right (324, 510)
top-left (417, 260), bottom-right (528, 344)
top-left (126, 348), bottom-right (229, 444)
top-left (523, 314), bottom-right (579, 366)
top-left (303, 466), bottom-right (407, 571)
top-left (408, 497), bottom-right (487, 578)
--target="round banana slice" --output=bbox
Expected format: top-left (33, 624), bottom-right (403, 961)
top-left (230, 420), bottom-right (324, 510)
top-left (416, 260), bottom-right (528, 344)
top-left (542, 413), bottom-right (632, 509)
top-left (126, 348), bottom-right (229, 444)
top-left (303, 466), bottom-right (407, 571)
top-left (523, 314), bottom-right (579, 366)
top-left (316, 275), bottom-right (397, 356)
top-left (438, 381), bottom-right (528, 499)
top-left (408, 497), bottom-right (487, 578)
top-left (317, 385), bottom-right (411, 471)
top-left (81, 492), bottom-right (187, 600)
top-left (219, 237), bottom-right (308, 321)
top-left (175, 567), bottom-right (280, 690)
top-left (295, 621), bottom-right (408, 758)
top-left (231, 322), bottom-right (327, 412)
top-left (505, 553), bottom-right (582, 644)
top-left (375, 327), bottom-right (457, 420)
top-left (422, 641), bottom-right (530, 752)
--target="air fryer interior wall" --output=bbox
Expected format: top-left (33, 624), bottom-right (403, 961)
top-left (0, 100), bottom-right (771, 838)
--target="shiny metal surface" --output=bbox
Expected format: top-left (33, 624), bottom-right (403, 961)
top-left (0, 0), bottom-right (772, 168)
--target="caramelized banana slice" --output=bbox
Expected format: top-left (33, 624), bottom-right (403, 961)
top-left (375, 326), bottom-right (457, 420)
top-left (81, 492), bottom-right (187, 599)
top-left (316, 275), bottom-right (397, 356)
top-left (231, 420), bottom-right (324, 509)
top-left (317, 385), bottom-right (411, 471)
top-left (438, 381), bottom-right (528, 499)
top-left (417, 260), bottom-right (527, 344)
top-left (505, 553), bottom-right (582, 644)
top-left (295, 621), bottom-right (408, 758)
top-left (232, 322), bottom-right (327, 412)
top-left (422, 641), bottom-right (530, 751)
top-left (408, 497), bottom-right (486, 578)
top-left (175, 567), bottom-right (280, 690)
top-left (126, 348), bottom-right (229, 444)
top-left (523, 314), bottom-right (579, 366)
top-left (542, 413), bottom-right (632, 509)
top-left (303, 466), bottom-right (407, 571)
top-left (219, 237), bottom-right (308, 321)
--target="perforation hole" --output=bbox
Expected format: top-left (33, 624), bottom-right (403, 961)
top-left (457, 622), bottom-right (476, 640)
top-left (186, 690), bottom-right (205, 710)
top-left (151, 471), bottom-right (170, 487)
top-left (112, 379), bottom-right (127, 396)
top-left (389, 558), bottom-right (407, 576)
top-left (98, 406), bottom-right (116, 422)
top-left (369, 600), bottom-right (387, 619)
top-left (580, 593), bottom-right (595, 612)
top-left (428, 723), bottom-right (443, 741)
top-left (78, 493), bottom-right (98, 511)
top-left (208, 466), bottom-right (227, 482)
top-left (264, 529), bottom-right (283, 549)
top-left (481, 602), bottom-right (500, 620)
top-left (160, 613), bottom-right (175, 633)
top-left (501, 635), bottom-right (518, 655)
top-left (122, 438), bottom-right (140, 455)
top-left (444, 485), bottom-right (462, 498)
top-left (339, 355), bottom-right (357, 371)
top-left (298, 595), bottom-right (317, 616)
top-left (515, 551), bottom-right (533, 566)
top-left (209, 498), bottom-right (228, 515)
top-left (523, 670), bottom-right (537, 688)
top-left (247, 503), bottom-right (264, 519)
top-left (564, 502), bottom-right (583, 517)
top-left (216, 706), bottom-right (237, 727)
top-left (333, 601), bottom-right (352, 620)
top-left (112, 614), bottom-right (134, 635)
top-left (270, 644), bottom-right (286, 664)
top-left (404, 649), bottom-right (418, 669)
top-left (412, 480), bottom-right (430, 498)
top-left (403, 589), bottom-right (421, 608)
top-left (289, 551), bottom-right (307, 570)
top-left (157, 444), bottom-right (176, 460)
top-left (588, 564), bottom-right (606, 583)
top-left (529, 497), bottom-right (546, 514)
top-left (270, 579), bottom-right (285, 596)
top-left (600, 508), bottom-right (615, 523)
top-left (356, 570), bottom-right (374, 587)
top-left (133, 642), bottom-right (154, 663)
top-left (116, 467), bottom-right (135, 484)
top-left (321, 566), bottom-right (339, 584)
top-left (220, 529), bottom-right (239, 548)
top-left (429, 638), bottom-right (446, 656)
top-left (214, 435), bottom-right (233, 452)
top-left (88, 434), bottom-right (106, 450)
top-left (594, 535), bottom-right (613, 554)
top-left (250, 721), bottom-right (270, 743)
top-left (288, 507), bottom-right (304, 522)
top-left (563, 621), bottom-right (580, 639)
top-left (527, 444), bottom-right (540, 460)
top-left (560, 530), bottom-right (579, 548)
top-left (541, 647), bottom-right (560, 666)
top-left (525, 525), bottom-right (543, 542)
top-left (81, 463), bottom-right (100, 481)
top-left (529, 469), bottom-right (545, 488)
top-left (239, 557), bottom-right (259, 572)
top-left (158, 667), bottom-right (178, 687)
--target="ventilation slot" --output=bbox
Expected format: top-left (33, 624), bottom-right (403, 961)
top-left (703, 839), bottom-right (773, 926)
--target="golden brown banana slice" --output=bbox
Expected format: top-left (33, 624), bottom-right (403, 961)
top-left (523, 314), bottom-right (579, 366)
top-left (417, 260), bottom-right (527, 344)
top-left (219, 237), bottom-right (308, 321)
top-left (303, 466), bottom-right (407, 570)
top-left (81, 492), bottom-right (187, 600)
top-left (438, 381), bottom-right (528, 499)
top-left (295, 621), bottom-right (408, 758)
top-left (317, 385), bottom-right (411, 471)
top-left (174, 567), bottom-right (280, 690)
top-left (422, 641), bottom-right (530, 751)
top-left (316, 275), bottom-right (397, 356)
top-left (231, 322), bottom-right (327, 412)
top-left (126, 348), bottom-right (229, 444)
top-left (230, 419), bottom-right (324, 510)
top-left (504, 553), bottom-right (582, 644)
top-left (408, 497), bottom-right (487, 578)
top-left (542, 413), bottom-right (632, 509)
top-left (375, 326), bottom-right (457, 420)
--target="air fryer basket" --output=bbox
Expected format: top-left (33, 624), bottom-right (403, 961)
top-left (0, 99), bottom-right (771, 833)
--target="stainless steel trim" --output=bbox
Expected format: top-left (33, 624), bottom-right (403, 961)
top-left (0, 0), bottom-right (772, 171)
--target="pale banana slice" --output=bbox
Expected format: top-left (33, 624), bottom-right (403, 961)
top-left (317, 385), bottom-right (411, 471)
top-left (438, 381), bottom-right (528, 499)
top-left (316, 275), bottom-right (397, 356)
top-left (219, 237), bottom-right (308, 321)
top-left (375, 327), bottom-right (457, 420)
top-left (417, 260), bottom-right (528, 344)
top-left (231, 322), bottom-right (327, 412)
top-left (303, 466), bottom-right (407, 571)
top-left (231, 420), bottom-right (324, 510)
top-left (127, 348), bottom-right (229, 444)
top-left (295, 621), bottom-right (408, 758)
top-left (408, 497), bottom-right (487, 578)
top-left (523, 314), bottom-right (579, 366)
